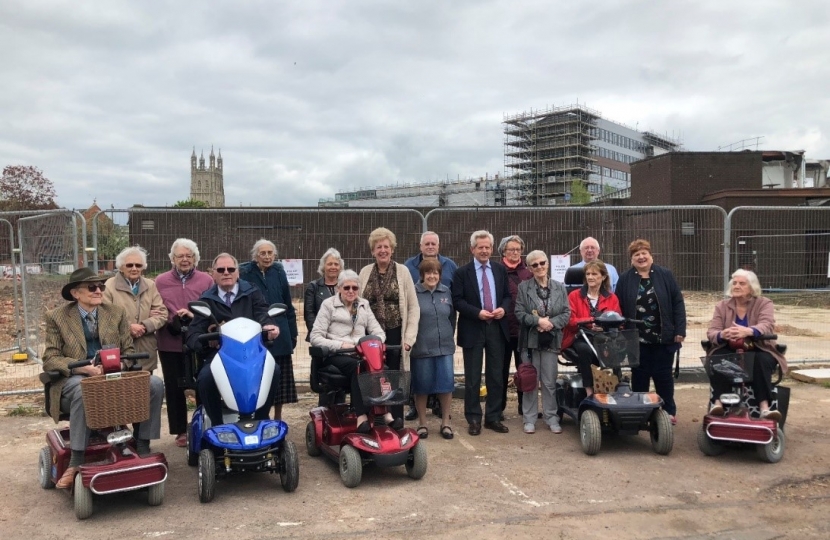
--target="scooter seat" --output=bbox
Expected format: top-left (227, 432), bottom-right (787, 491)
top-left (317, 366), bottom-right (349, 392)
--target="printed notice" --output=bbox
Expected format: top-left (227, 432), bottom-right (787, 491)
top-left (550, 255), bottom-right (571, 283)
top-left (280, 259), bottom-right (304, 286)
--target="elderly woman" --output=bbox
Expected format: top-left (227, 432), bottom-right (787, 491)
top-left (155, 238), bottom-right (213, 447)
top-left (103, 246), bottom-right (168, 371)
top-left (706, 269), bottom-right (786, 420)
top-left (514, 250), bottom-right (570, 434)
top-left (561, 260), bottom-right (622, 397)
top-left (359, 227), bottom-right (419, 424)
top-left (617, 239), bottom-right (686, 425)
top-left (303, 248), bottom-right (343, 340)
top-left (239, 239), bottom-right (298, 421)
top-left (310, 270), bottom-right (389, 433)
top-left (410, 258), bottom-right (456, 440)
top-left (498, 235), bottom-right (533, 417)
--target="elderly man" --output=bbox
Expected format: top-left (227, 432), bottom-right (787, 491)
top-left (186, 253), bottom-right (280, 427)
top-left (404, 231), bottom-right (458, 288)
top-left (452, 230), bottom-right (511, 435)
top-left (570, 237), bottom-right (619, 292)
top-left (155, 238), bottom-right (214, 447)
top-left (42, 268), bottom-right (164, 489)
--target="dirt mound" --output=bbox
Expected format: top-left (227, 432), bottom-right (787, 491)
top-left (774, 324), bottom-right (822, 337)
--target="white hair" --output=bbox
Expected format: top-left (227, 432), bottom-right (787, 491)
top-left (525, 250), bottom-right (547, 266)
top-left (728, 269), bottom-right (762, 297)
top-left (318, 248), bottom-right (344, 276)
top-left (580, 237), bottom-right (600, 250)
top-left (212, 252), bottom-right (239, 268)
top-left (169, 238), bottom-right (200, 266)
top-left (420, 231), bottom-right (439, 244)
top-left (116, 245), bottom-right (148, 270)
top-left (469, 230), bottom-right (494, 248)
top-left (250, 238), bottom-right (277, 260)
top-left (337, 269), bottom-right (360, 289)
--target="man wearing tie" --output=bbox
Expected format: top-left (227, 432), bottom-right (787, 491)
top-left (452, 230), bottom-right (512, 435)
top-left (186, 253), bottom-right (280, 427)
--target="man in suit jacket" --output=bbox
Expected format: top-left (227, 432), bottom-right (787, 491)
top-left (451, 230), bottom-right (512, 435)
top-left (42, 267), bottom-right (164, 489)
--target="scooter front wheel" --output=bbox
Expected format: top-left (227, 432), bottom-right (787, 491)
top-left (38, 446), bottom-right (55, 489)
top-left (74, 472), bottom-right (93, 520)
top-left (650, 409), bottom-right (674, 455)
top-left (198, 448), bottom-right (216, 503)
top-left (147, 480), bottom-right (165, 506)
top-left (405, 441), bottom-right (427, 480)
top-left (339, 445), bottom-right (363, 488)
top-left (757, 426), bottom-right (786, 463)
top-left (580, 409), bottom-right (602, 456)
top-left (697, 425), bottom-right (727, 457)
top-left (305, 421), bottom-right (321, 457)
top-left (280, 441), bottom-right (299, 492)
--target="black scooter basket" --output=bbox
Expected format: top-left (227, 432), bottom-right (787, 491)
top-left (357, 370), bottom-right (411, 406)
top-left (592, 329), bottom-right (640, 369)
top-left (703, 352), bottom-right (754, 384)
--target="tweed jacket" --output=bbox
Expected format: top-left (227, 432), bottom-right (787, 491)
top-left (706, 296), bottom-right (787, 372)
top-left (515, 277), bottom-right (570, 352)
top-left (309, 295), bottom-right (386, 355)
top-left (103, 274), bottom-right (168, 370)
top-left (359, 262), bottom-right (420, 368)
top-left (42, 302), bottom-right (134, 422)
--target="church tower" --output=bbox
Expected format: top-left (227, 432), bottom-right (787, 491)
top-left (189, 146), bottom-right (225, 207)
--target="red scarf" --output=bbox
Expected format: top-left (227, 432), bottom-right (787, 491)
top-left (502, 257), bottom-right (521, 271)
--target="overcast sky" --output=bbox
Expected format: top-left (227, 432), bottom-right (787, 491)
top-left (1, 0), bottom-right (828, 210)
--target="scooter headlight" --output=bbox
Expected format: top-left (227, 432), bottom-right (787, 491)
top-left (642, 393), bottom-right (660, 405)
top-left (400, 432), bottom-right (411, 446)
top-left (720, 393), bottom-right (741, 406)
top-left (217, 431), bottom-right (239, 444)
top-left (106, 429), bottom-right (133, 445)
top-left (594, 394), bottom-right (617, 405)
top-left (262, 425), bottom-right (279, 440)
top-left (361, 437), bottom-right (380, 449)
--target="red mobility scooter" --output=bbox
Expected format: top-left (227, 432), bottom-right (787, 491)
top-left (306, 335), bottom-right (427, 488)
top-left (698, 335), bottom-right (789, 463)
top-left (38, 348), bottom-right (168, 519)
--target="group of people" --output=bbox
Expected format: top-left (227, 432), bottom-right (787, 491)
top-left (42, 228), bottom-right (788, 489)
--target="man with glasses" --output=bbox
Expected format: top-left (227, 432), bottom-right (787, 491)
top-left (42, 268), bottom-right (165, 489)
top-left (155, 238), bottom-right (214, 447)
top-left (186, 253), bottom-right (280, 427)
top-left (570, 237), bottom-right (619, 291)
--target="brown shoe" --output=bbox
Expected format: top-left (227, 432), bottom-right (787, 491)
top-left (56, 467), bottom-right (78, 489)
top-left (484, 421), bottom-right (510, 433)
top-left (468, 422), bottom-right (481, 436)
top-left (175, 433), bottom-right (188, 447)
top-left (761, 409), bottom-right (782, 422)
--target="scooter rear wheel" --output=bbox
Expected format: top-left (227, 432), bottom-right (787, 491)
top-left (38, 446), bottom-right (55, 489)
top-left (339, 445), bottom-right (363, 488)
top-left (74, 472), bottom-right (93, 520)
top-left (650, 409), bottom-right (674, 455)
top-left (305, 421), bottom-right (321, 457)
top-left (280, 441), bottom-right (299, 492)
top-left (198, 448), bottom-right (216, 503)
top-left (757, 426), bottom-right (786, 463)
top-left (580, 410), bottom-right (602, 456)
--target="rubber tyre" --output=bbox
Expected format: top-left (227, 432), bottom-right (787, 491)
top-left (339, 445), bottom-right (363, 488)
top-left (650, 409), bottom-right (674, 455)
top-left (186, 424), bottom-right (198, 467)
top-left (280, 441), bottom-right (300, 493)
top-left (580, 409), bottom-right (602, 456)
top-left (147, 481), bottom-right (165, 506)
top-left (38, 446), bottom-right (55, 489)
top-left (405, 442), bottom-right (428, 480)
top-left (198, 448), bottom-right (216, 503)
top-left (74, 472), bottom-right (93, 520)
top-left (305, 421), bottom-right (321, 457)
top-left (757, 426), bottom-right (786, 463)
top-left (697, 425), bottom-right (727, 456)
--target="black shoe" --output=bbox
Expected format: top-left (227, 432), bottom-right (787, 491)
top-left (356, 421), bottom-right (371, 433)
top-left (484, 421), bottom-right (509, 433)
top-left (388, 417), bottom-right (404, 430)
top-left (468, 422), bottom-right (481, 436)
top-left (405, 408), bottom-right (418, 421)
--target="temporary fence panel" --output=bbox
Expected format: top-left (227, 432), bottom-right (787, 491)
top-left (0, 218), bottom-right (21, 354)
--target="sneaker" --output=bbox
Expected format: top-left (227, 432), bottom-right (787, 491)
top-left (549, 422), bottom-right (563, 434)
top-left (523, 423), bottom-right (536, 434)
top-left (708, 404), bottom-right (724, 416)
top-left (761, 409), bottom-right (782, 422)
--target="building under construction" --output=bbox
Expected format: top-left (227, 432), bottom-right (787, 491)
top-left (503, 104), bottom-right (680, 205)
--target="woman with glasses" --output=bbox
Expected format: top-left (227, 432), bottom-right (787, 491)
top-left (514, 250), bottom-right (570, 434)
top-left (310, 270), bottom-right (388, 433)
top-left (497, 235), bottom-right (533, 417)
top-left (103, 246), bottom-right (168, 371)
top-left (561, 260), bottom-right (622, 398)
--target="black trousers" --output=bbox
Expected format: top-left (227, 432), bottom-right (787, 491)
top-left (631, 343), bottom-right (677, 416)
top-left (569, 339), bottom-right (599, 389)
top-left (159, 350), bottom-right (189, 435)
top-left (383, 326), bottom-right (404, 420)
top-left (710, 350), bottom-right (778, 405)
top-left (323, 354), bottom-right (367, 416)
top-left (463, 322), bottom-right (506, 424)
top-left (500, 336), bottom-right (521, 413)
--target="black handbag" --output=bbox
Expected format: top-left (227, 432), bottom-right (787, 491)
top-left (537, 330), bottom-right (554, 349)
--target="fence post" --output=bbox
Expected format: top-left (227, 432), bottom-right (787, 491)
top-left (0, 218), bottom-right (22, 352)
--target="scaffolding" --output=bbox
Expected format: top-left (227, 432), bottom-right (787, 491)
top-left (503, 104), bottom-right (601, 206)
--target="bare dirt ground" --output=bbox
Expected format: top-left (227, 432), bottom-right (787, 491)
top-left (2, 381), bottom-right (830, 540)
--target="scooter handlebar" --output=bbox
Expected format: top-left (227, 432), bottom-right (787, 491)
top-left (197, 332), bottom-right (222, 343)
top-left (67, 359), bottom-right (91, 370)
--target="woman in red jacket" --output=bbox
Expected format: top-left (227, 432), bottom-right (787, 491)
top-left (561, 260), bottom-right (621, 397)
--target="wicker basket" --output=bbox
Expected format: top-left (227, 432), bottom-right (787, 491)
top-left (80, 371), bottom-right (151, 429)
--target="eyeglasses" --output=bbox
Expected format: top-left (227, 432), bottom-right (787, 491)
top-left (341, 285), bottom-right (359, 291)
top-left (173, 254), bottom-right (194, 260)
top-left (530, 261), bottom-right (547, 269)
top-left (215, 267), bottom-right (236, 274)
top-left (257, 251), bottom-right (275, 257)
top-left (79, 283), bottom-right (106, 292)
top-left (124, 263), bottom-right (143, 269)
top-left (503, 248), bottom-right (522, 253)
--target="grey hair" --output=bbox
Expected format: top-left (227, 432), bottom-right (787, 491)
top-left (116, 245), bottom-right (148, 270)
top-left (420, 231), bottom-right (439, 244)
top-left (580, 237), bottom-right (600, 250)
top-left (169, 238), bottom-right (200, 265)
top-left (337, 269), bottom-right (360, 289)
top-left (250, 238), bottom-right (277, 260)
top-left (498, 235), bottom-right (525, 256)
top-left (212, 252), bottom-right (239, 268)
top-left (469, 230), bottom-right (494, 248)
top-left (728, 269), bottom-right (762, 297)
top-left (318, 248), bottom-right (344, 276)
top-left (525, 249), bottom-right (547, 266)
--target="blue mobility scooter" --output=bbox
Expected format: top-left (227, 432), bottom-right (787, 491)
top-left (556, 311), bottom-right (674, 456)
top-left (186, 301), bottom-right (299, 502)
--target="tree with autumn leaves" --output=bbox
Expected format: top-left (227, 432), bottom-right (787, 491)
top-left (0, 165), bottom-right (58, 211)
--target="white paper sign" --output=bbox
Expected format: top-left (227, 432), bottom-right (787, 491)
top-left (280, 259), bottom-right (304, 286)
top-left (827, 252), bottom-right (830, 278)
top-left (550, 255), bottom-right (571, 283)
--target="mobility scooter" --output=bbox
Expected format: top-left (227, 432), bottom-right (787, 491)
top-left (698, 335), bottom-right (789, 463)
top-left (556, 311), bottom-right (674, 456)
top-left (186, 301), bottom-right (299, 502)
top-left (306, 335), bottom-right (427, 488)
top-left (38, 349), bottom-right (168, 520)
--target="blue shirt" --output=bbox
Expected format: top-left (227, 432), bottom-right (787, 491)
top-left (571, 259), bottom-right (619, 292)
